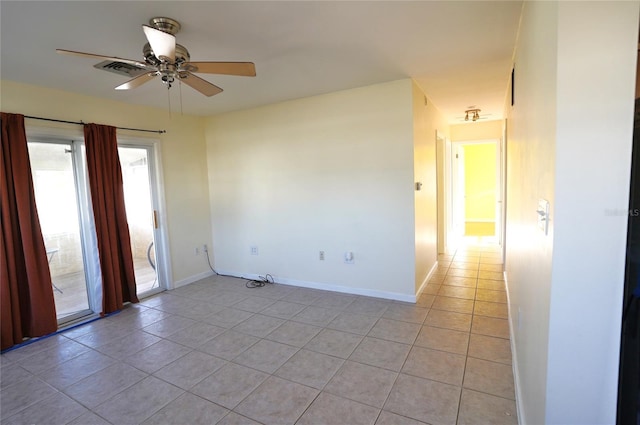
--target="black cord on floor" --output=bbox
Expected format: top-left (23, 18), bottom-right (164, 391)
top-left (204, 246), bottom-right (273, 288)
top-left (246, 274), bottom-right (274, 288)
top-left (204, 246), bottom-right (220, 275)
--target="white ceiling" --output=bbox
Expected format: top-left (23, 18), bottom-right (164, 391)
top-left (0, 1), bottom-right (523, 123)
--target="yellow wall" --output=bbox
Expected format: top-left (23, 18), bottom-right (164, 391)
top-left (463, 143), bottom-right (496, 221)
top-left (0, 80), bottom-right (213, 285)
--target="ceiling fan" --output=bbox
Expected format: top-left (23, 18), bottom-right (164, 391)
top-left (57, 17), bottom-right (256, 97)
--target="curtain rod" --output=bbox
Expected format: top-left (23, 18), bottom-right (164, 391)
top-left (24, 115), bottom-right (166, 134)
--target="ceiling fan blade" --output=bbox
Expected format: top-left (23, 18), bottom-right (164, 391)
top-left (56, 49), bottom-right (153, 70)
top-left (180, 72), bottom-right (223, 97)
top-left (186, 61), bottom-right (256, 77)
top-left (115, 72), bottom-right (158, 90)
top-left (143, 25), bottom-right (175, 62)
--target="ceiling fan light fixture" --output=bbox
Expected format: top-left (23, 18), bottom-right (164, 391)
top-left (143, 25), bottom-right (176, 62)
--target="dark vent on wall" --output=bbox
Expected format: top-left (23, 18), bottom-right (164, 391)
top-left (94, 61), bottom-right (148, 77)
top-left (511, 67), bottom-right (515, 106)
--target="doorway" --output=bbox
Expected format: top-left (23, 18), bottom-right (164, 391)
top-left (447, 138), bottom-right (503, 251)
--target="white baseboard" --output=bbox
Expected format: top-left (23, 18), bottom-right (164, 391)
top-left (504, 270), bottom-right (525, 425)
top-left (416, 261), bottom-right (439, 298)
top-left (172, 270), bottom-right (215, 289)
top-left (215, 270), bottom-right (416, 303)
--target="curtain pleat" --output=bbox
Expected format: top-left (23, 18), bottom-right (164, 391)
top-left (84, 124), bottom-right (138, 314)
top-left (0, 113), bottom-right (58, 350)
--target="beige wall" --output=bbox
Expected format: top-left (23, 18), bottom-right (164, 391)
top-left (0, 80), bottom-right (213, 285)
top-left (2, 77), bottom-right (444, 300)
top-left (205, 79), bottom-right (419, 300)
top-left (412, 82), bottom-right (448, 293)
top-left (450, 120), bottom-right (502, 142)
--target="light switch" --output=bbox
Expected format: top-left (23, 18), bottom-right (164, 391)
top-left (537, 199), bottom-right (550, 235)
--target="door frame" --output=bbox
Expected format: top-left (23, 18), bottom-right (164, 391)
top-left (436, 130), bottom-right (451, 254)
top-left (447, 138), bottom-right (504, 247)
top-left (27, 136), bottom-right (98, 323)
top-left (117, 136), bottom-right (172, 294)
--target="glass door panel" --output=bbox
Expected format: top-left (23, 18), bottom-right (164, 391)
top-left (118, 146), bottom-right (159, 294)
top-left (28, 142), bottom-right (91, 321)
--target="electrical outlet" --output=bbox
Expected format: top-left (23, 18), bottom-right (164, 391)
top-left (203, 244), bottom-right (208, 253)
top-left (319, 251), bottom-right (325, 261)
top-left (344, 251), bottom-right (354, 264)
top-left (250, 246), bottom-right (259, 255)
top-left (195, 246), bottom-right (200, 256)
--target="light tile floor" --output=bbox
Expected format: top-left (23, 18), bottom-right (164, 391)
top-left (0, 242), bottom-right (518, 424)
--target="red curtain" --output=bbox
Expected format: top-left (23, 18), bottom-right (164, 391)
top-left (0, 113), bottom-right (58, 350)
top-left (84, 124), bottom-right (138, 314)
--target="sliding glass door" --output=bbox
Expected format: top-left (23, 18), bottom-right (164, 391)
top-left (119, 145), bottom-right (162, 296)
top-left (27, 136), bottom-right (166, 324)
top-left (28, 141), bottom-right (94, 322)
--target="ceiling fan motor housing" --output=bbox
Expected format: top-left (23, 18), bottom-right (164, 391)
top-left (149, 17), bottom-right (181, 35)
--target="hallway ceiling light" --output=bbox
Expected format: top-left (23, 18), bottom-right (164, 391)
top-left (465, 108), bottom-right (481, 121)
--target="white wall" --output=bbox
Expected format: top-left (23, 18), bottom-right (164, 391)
top-left (0, 80), bottom-right (213, 285)
top-left (205, 79), bottom-right (418, 300)
top-left (505, 1), bottom-right (639, 424)
top-left (505, 3), bottom-right (557, 423)
top-left (413, 81), bottom-right (448, 293)
top-left (547, 2), bottom-right (639, 423)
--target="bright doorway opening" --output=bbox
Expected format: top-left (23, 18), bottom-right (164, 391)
top-left (446, 138), bottom-right (503, 252)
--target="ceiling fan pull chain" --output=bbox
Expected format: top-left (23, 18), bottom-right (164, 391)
top-left (179, 80), bottom-right (184, 116)
top-left (167, 85), bottom-right (172, 120)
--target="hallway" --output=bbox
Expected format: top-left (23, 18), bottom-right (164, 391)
top-left (424, 240), bottom-right (517, 423)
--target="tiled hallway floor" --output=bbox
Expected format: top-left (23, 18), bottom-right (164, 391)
top-left (1, 243), bottom-right (518, 424)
